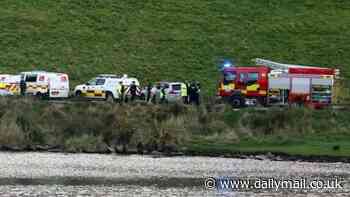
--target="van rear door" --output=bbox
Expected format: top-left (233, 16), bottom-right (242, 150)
top-left (49, 74), bottom-right (69, 98)
top-left (170, 83), bottom-right (181, 96)
top-left (167, 83), bottom-right (181, 101)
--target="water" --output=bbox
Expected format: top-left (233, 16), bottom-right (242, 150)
top-left (0, 152), bottom-right (349, 196)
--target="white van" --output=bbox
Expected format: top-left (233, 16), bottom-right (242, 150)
top-left (74, 76), bottom-right (120, 101)
top-left (74, 74), bottom-right (142, 102)
top-left (20, 71), bottom-right (70, 98)
top-left (96, 74), bottom-right (140, 86)
top-left (154, 81), bottom-right (183, 102)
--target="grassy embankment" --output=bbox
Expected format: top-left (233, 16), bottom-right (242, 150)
top-left (0, 97), bottom-right (349, 158)
top-left (0, 1), bottom-right (350, 159)
top-left (0, 0), bottom-right (349, 101)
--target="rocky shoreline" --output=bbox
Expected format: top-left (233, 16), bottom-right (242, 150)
top-left (1, 144), bottom-right (349, 163)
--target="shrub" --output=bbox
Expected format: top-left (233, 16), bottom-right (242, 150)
top-left (0, 112), bottom-right (26, 147)
top-left (206, 120), bottom-right (229, 134)
top-left (64, 134), bottom-right (107, 153)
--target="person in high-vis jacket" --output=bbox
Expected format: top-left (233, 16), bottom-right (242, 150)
top-left (181, 82), bottom-right (188, 104)
top-left (117, 81), bottom-right (124, 104)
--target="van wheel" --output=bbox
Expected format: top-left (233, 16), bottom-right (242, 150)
top-left (106, 92), bottom-right (114, 103)
top-left (36, 92), bottom-right (43, 100)
top-left (75, 91), bottom-right (82, 98)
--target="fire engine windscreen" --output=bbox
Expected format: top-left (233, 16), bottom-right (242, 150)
top-left (224, 72), bottom-right (236, 82)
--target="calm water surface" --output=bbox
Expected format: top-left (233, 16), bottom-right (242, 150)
top-left (0, 153), bottom-right (349, 196)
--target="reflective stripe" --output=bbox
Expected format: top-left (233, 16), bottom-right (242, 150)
top-left (27, 84), bottom-right (48, 89)
top-left (116, 85), bottom-right (122, 94)
top-left (320, 75), bottom-right (333, 79)
top-left (259, 90), bottom-right (267, 95)
top-left (223, 83), bottom-right (235, 91)
top-left (246, 84), bottom-right (260, 91)
top-left (83, 90), bottom-right (105, 98)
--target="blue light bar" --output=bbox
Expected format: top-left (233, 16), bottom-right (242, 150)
top-left (218, 59), bottom-right (235, 71)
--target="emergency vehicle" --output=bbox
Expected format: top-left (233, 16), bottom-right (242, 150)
top-left (153, 81), bottom-right (183, 102)
top-left (20, 71), bottom-right (69, 98)
top-left (217, 58), bottom-right (339, 108)
top-left (74, 74), bottom-right (142, 102)
top-left (0, 74), bottom-right (21, 95)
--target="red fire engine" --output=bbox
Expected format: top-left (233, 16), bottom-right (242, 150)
top-left (217, 58), bottom-right (339, 108)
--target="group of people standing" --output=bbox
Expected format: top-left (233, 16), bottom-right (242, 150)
top-left (117, 81), bottom-right (201, 106)
top-left (181, 81), bottom-right (201, 106)
top-left (116, 81), bottom-right (140, 104)
top-left (143, 83), bottom-right (170, 104)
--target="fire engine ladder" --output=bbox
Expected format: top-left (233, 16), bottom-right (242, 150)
top-left (253, 58), bottom-right (317, 72)
top-left (253, 58), bottom-right (340, 77)
top-left (253, 58), bottom-right (340, 104)
top-left (252, 58), bottom-right (300, 105)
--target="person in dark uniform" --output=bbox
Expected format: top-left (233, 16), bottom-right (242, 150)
top-left (20, 78), bottom-right (26, 96)
top-left (160, 84), bottom-right (168, 104)
top-left (128, 81), bottom-right (138, 102)
top-left (189, 81), bottom-right (200, 106)
top-left (146, 82), bottom-right (152, 102)
top-left (188, 81), bottom-right (196, 105)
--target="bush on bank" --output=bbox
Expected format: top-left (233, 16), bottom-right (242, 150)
top-left (0, 97), bottom-right (349, 154)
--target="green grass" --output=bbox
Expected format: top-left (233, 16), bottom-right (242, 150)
top-left (188, 134), bottom-right (350, 157)
top-left (188, 108), bottom-right (350, 157)
top-left (0, 0), bottom-right (350, 96)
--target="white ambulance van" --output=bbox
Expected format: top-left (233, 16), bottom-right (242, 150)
top-left (20, 71), bottom-right (70, 98)
top-left (74, 74), bottom-right (141, 102)
top-left (74, 75), bottom-right (120, 102)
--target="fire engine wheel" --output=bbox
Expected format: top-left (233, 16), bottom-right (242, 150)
top-left (106, 92), bottom-right (114, 103)
top-left (231, 97), bottom-right (243, 108)
top-left (257, 97), bottom-right (267, 107)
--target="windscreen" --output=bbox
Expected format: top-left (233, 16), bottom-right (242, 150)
top-left (224, 71), bottom-right (236, 82)
top-left (25, 74), bottom-right (37, 82)
top-left (172, 84), bottom-right (181, 91)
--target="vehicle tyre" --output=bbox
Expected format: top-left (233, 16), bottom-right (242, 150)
top-left (231, 96), bottom-right (244, 108)
top-left (75, 91), bottom-right (82, 98)
top-left (106, 92), bottom-right (114, 103)
top-left (36, 92), bottom-right (44, 100)
top-left (230, 92), bottom-right (245, 108)
top-left (258, 97), bottom-right (268, 107)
